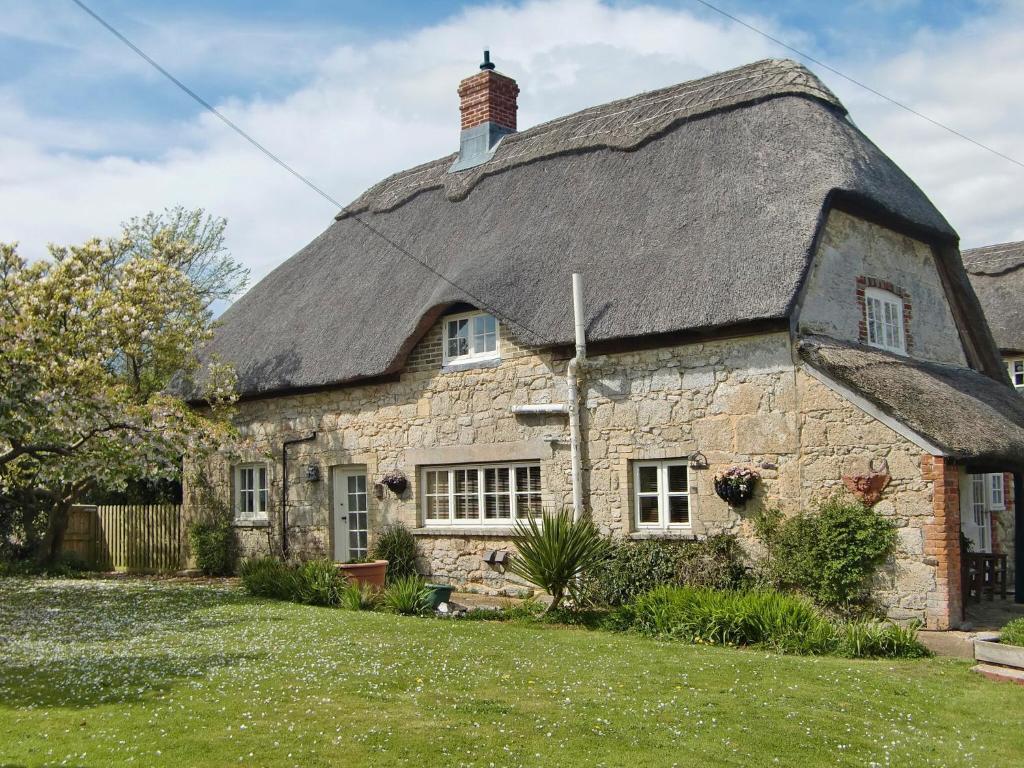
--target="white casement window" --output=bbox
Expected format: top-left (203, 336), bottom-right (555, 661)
top-left (1006, 359), bottom-right (1024, 390)
top-left (633, 460), bottom-right (690, 530)
top-left (988, 472), bottom-right (1006, 512)
top-left (422, 463), bottom-right (541, 526)
top-left (864, 287), bottom-right (906, 354)
top-left (443, 311), bottom-right (500, 365)
top-left (235, 464), bottom-right (269, 521)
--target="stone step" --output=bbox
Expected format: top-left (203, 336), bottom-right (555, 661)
top-left (971, 663), bottom-right (1024, 685)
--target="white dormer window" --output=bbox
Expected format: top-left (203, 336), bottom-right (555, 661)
top-left (864, 288), bottom-right (906, 354)
top-left (1006, 358), bottom-right (1024, 390)
top-left (443, 311), bottom-right (499, 365)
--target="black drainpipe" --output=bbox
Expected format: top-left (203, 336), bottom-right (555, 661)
top-left (281, 432), bottom-right (316, 558)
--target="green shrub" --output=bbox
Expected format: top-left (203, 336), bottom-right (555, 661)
top-left (578, 535), bottom-right (747, 607)
top-left (370, 523), bottom-right (419, 584)
top-left (382, 575), bottom-right (430, 615)
top-left (340, 580), bottom-right (379, 611)
top-left (239, 557), bottom-right (298, 600)
top-left (294, 558), bottom-right (346, 607)
top-left (0, 552), bottom-right (92, 578)
top-left (760, 494), bottom-right (896, 613)
top-left (187, 517), bottom-right (236, 576)
top-left (624, 586), bottom-right (925, 658)
top-left (1000, 618), bottom-right (1024, 647)
top-left (509, 509), bottom-right (608, 612)
top-left (836, 620), bottom-right (929, 659)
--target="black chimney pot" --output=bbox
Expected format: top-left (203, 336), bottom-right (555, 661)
top-left (480, 49), bottom-right (495, 70)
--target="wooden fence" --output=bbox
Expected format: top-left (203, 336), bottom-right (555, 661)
top-left (64, 504), bottom-right (182, 572)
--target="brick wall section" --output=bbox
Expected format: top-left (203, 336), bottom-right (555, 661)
top-left (921, 455), bottom-right (963, 629)
top-left (856, 275), bottom-right (914, 353)
top-left (458, 70), bottom-right (519, 131)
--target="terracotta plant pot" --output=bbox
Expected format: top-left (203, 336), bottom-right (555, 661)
top-left (338, 559), bottom-right (388, 590)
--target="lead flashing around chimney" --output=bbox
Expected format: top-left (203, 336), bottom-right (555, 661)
top-left (449, 122), bottom-right (512, 172)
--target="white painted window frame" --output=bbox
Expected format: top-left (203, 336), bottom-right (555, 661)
top-left (442, 310), bottom-right (500, 366)
top-left (970, 474), bottom-right (991, 553)
top-left (988, 472), bottom-right (1006, 512)
top-left (421, 462), bottom-right (541, 526)
top-left (633, 460), bottom-right (691, 531)
top-left (1006, 358), bottom-right (1024, 390)
top-left (234, 463), bottom-right (269, 521)
top-left (864, 287), bottom-right (906, 354)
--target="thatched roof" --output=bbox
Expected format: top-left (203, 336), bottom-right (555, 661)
top-left (206, 58), bottom-right (960, 398)
top-left (964, 241), bottom-right (1024, 354)
top-left (800, 336), bottom-right (1024, 468)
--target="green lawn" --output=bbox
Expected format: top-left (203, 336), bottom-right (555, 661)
top-left (1, 579), bottom-right (1022, 767)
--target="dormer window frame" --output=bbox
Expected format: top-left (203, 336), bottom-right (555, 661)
top-left (442, 310), bottom-right (501, 366)
top-left (864, 286), bottom-right (907, 355)
top-left (1006, 358), bottom-right (1024, 391)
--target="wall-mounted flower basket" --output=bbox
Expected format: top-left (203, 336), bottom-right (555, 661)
top-left (713, 466), bottom-right (760, 507)
top-left (381, 470), bottom-right (408, 495)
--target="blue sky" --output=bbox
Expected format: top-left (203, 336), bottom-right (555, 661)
top-left (1, 0), bottom-right (1021, 288)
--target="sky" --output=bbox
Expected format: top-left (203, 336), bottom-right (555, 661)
top-left (1, 0), bottom-right (1022, 299)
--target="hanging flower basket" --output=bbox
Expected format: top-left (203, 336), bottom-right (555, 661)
top-left (714, 466), bottom-right (760, 507)
top-left (381, 470), bottom-right (408, 495)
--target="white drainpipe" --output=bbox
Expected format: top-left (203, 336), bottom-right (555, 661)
top-left (568, 273), bottom-right (586, 521)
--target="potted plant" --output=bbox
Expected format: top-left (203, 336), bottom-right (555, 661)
top-left (423, 582), bottom-right (455, 610)
top-left (338, 557), bottom-right (389, 590)
top-left (714, 466), bottom-right (760, 507)
top-left (973, 618), bottom-right (1024, 683)
top-left (381, 470), bottom-right (408, 495)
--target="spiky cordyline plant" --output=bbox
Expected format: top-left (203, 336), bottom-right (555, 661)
top-left (509, 509), bottom-right (608, 612)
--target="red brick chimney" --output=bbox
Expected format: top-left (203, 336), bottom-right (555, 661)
top-left (458, 51), bottom-right (519, 132)
top-left (451, 51), bottom-right (519, 172)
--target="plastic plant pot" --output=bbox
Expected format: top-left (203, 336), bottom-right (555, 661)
top-left (423, 583), bottom-right (455, 610)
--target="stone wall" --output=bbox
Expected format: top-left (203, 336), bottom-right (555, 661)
top-left (798, 209), bottom-right (967, 366)
top-left (183, 316), bottom-right (964, 624)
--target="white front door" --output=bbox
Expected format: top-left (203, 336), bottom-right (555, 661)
top-left (332, 470), bottom-right (368, 562)
top-left (960, 470), bottom-right (991, 553)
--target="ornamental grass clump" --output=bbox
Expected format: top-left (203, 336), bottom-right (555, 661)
top-left (624, 585), bottom-right (927, 658)
top-left (370, 523), bottom-right (420, 584)
top-left (382, 575), bottom-right (431, 615)
top-left (340, 580), bottom-right (379, 611)
top-left (294, 558), bottom-right (347, 607)
top-left (239, 557), bottom-right (299, 601)
top-left (1000, 618), bottom-right (1024, 647)
top-left (509, 509), bottom-right (608, 612)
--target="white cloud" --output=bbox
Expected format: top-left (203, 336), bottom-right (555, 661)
top-left (1, 0), bottom-right (1021, 293)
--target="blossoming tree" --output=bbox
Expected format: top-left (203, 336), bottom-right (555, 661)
top-left (0, 209), bottom-right (245, 564)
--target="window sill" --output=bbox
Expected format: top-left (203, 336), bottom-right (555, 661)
top-left (441, 357), bottom-right (501, 373)
top-left (628, 530), bottom-right (698, 541)
top-left (412, 526), bottom-right (517, 538)
top-left (233, 519), bottom-right (270, 529)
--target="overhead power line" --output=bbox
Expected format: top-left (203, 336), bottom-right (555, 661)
top-left (69, 0), bottom-right (552, 346)
top-left (690, 0), bottom-right (1024, 172)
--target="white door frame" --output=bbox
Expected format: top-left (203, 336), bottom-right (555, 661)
top-left (331, 467), bottom-right (369, 562)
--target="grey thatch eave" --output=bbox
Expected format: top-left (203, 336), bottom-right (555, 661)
top-left (799, 335), bottom-right (1024, 470)
top-left (964, 241), bottom-right (1024, 355)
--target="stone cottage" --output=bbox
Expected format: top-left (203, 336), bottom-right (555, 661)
top-left (186, 56), bottom-right (1024, 629)
top-left (963, 241), bottom-right (1024, 573)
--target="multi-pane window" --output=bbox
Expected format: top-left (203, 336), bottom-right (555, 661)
top-left (443, 311), bottom-right (499, 365)
top-left (633, 460), bottom-right (690, 530)
top-left (346, 474), bottom-right (368, 559)
top-left (970, 474), bottom-right (990, 553)
top-left (421, 463), bottom-right (541, 525)
top-left (1006, 359), bottom-right (1024, 390)
top-left (988, 472), bottom-right (1005, 511)
top-left (864, 287), bottom-right (906, 354)
top-left (235, 464), bottom-right (268, 521)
